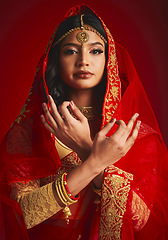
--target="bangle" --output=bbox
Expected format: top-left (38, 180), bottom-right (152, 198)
top-left (63, 173), bottom-right (80, 201)
top-left (55, 178), bottom-right (72, 224)
top-left (55, 173), bottom-right (80, 224)
top-left (61, 173), bottom-right (77, 204)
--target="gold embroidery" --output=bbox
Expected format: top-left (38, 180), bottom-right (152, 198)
top-left (131, 191), bottom-right (150, 231)
top-left (13, 87), bottom-right (33, 125)
top-left (10, 180), bottom-right (40, 202)
top-left (45, 28), bottom-right (57, 54)
top-left (99, 22), bottom-right (121, 125)
top-left (99, 166), bottom-right (133, 240)
top-left (110, 86), bottom-right (120, 102)
top-left (19, 182), bottom-right (62, 229)
top-left (35, 67), bottom-right (41, 76)
top-left (15, 105), bottom-right (30, 124)
top-left (10, 180), bottom-right (62, 229)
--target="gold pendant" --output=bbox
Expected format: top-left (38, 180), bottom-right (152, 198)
top-left (76, 31), bottom-right (89, 44)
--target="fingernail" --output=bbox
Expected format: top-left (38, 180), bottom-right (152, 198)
top-left (135, 113), bottom-right (139, 118)
top-left (137, 120), bottom-right (141, 126)
top-left (110, 118), bottom-right (116, 122)
top-left (70, 100), bottom-right (75, 107)
top-left (42, 103), bottom-right (46, 108)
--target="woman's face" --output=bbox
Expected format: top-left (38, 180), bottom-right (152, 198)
top-left (59, 28), bottom-right (106, 90)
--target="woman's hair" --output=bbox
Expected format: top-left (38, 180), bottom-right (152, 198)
top-left (45, 14), bottom-right (108, 106)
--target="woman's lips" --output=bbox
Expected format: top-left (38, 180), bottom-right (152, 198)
top-left (74, 71), bottom-right (93, 79)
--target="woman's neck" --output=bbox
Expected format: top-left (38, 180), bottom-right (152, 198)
top-left (68, 87), bottom-right (101, 107)
top-left (68, 87), bottom-right (103, 140)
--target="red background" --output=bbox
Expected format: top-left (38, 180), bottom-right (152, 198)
top-left (0, 0), bottom-right (168, 146)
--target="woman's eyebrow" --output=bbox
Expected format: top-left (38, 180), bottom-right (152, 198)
top-left (62, 43), bottom-right (80, 48)
top-left (62, 42), bottom-right (104, 48)
top-left (89, 42), bottom-right (104, 47)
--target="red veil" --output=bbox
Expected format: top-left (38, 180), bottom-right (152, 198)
top-left (0, 4), bottom-right (168, 240)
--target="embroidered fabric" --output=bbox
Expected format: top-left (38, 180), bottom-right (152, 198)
top-left (99, 166), bottom-right (133, 239)
top-left (10, 180), bottom-right (40, 202)
top-left (131, 191), bottom-right (151, 231)
top-left (99, 166), bottom-right (151, 239)
top-left (10, 160), bottom-right (150, 232)
top-left (10, 145), bottom-right (82, 229)
top-left (11, 181), bottom-right (62, 229)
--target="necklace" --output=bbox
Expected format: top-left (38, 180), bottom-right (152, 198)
top-left (68, 106), bottom-right (101, 120)
top-left (78, 106), bottom-right (101, 120)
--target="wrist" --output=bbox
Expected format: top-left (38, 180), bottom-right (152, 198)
top-left (77, 140), bottom-right (93, 161)
top-left (93, 170), bottom-right (104, 189)
top-left (85, 155), bottom-right (104, 176)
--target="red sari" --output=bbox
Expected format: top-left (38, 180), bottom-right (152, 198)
top-left (0, 4), bottom-right (168, 240)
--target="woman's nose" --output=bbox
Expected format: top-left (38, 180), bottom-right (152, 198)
top-left (76, 50), bottom-right (89, 67)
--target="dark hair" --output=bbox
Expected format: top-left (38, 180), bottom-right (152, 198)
top-left (45, 14), bottom-right (108, 106)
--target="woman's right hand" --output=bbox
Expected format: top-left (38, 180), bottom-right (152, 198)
top-left (89, 113), bottom-right (141, 174)
top-left (41, 95), bottom-right (93, 160)
top-left (66, 113), bottom-right (141, 196)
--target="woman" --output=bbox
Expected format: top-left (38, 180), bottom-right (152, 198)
top-left (0, 4), bottom-right (168, 240)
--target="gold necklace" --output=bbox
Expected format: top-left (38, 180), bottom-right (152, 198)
top-left (78, 106), bottom-right (101, 120)
top-left (68, 106), bottom-right (101, 120)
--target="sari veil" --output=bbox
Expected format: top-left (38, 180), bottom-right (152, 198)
top-left (0, 4), bottom-right (167, 240)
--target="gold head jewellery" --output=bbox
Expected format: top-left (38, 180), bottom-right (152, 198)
top-left (76, 14), bottom-right (89, 47)
top-left (53, 14), bottom-right (107, 46)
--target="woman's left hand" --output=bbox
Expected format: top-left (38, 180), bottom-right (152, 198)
top-left (40, 95), bottom-right (93, 160)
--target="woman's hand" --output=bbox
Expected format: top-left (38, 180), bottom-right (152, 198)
top-left (40, 95), bottom-right (92, 160)
top-left (89, 113), bottom-right (141, 174)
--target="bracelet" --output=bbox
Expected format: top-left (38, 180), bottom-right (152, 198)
top-left (55, 173), bottom-right (80, 224)
top-left (63, 173), bottom-right (80, 201)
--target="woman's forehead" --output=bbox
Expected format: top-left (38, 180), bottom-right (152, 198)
top-left (61, 29), bottom-right (105, 47)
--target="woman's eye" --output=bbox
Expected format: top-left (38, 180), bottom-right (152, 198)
top-left (64, 49), bottom-right (77, 55)
top-left (91, 49), bottom-right (104, 54)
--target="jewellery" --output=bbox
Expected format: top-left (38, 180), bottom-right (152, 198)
top-left (76, 14), bottom-right (89, 47)
top-left (53, 14), bottom-right (107, 46)
top-left (79, 106), bottom-right (101, 120)
top-left (55, 173), bottom-right (80, 224)
top-left (68, 106), bottom-right (101, 120)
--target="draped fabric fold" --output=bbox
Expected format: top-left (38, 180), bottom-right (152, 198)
top-left (0, 4), bottom-right (168, 240)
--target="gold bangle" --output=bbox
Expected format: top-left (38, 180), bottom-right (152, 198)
top-left (55, 179), bottom-right (67, 205)
top-left (55, 177), bottom-right (72, 224)
top-left (61, 173), bottom-right (77, 204)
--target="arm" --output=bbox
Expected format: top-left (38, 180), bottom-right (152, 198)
top-left (41, 98), bottom-right (141, 197)
top-left (11, 96), bottom-right (140, 229)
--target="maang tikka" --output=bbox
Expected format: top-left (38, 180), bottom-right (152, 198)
top-left (53, 14), bottom-right (107, 46)
top-left (76, 14), bottom-right (89, 48)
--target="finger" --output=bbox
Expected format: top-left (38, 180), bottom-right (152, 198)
top-left (119, 113), bottom-right (139, 142)
top-left (42, 102), bottom-right (58, 129)
top-left (97, 119), bottom-right (116, 138)
top-left (40, 115), bottom-right (56, 135)
top-left (48, 95), bottom-right (64, 124)
top-left (112, 120), bottom-right (126, 139)
top-left (70, 101), bottom-right (86, 121)
top-left (58, 101), bottom-right (76, 124)
top-left (113, 113), bottom-right (139, 141)
top-left (126, 113), bottom-right (139, 134)
top-left (125, 120), bottom-right (141, 149)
